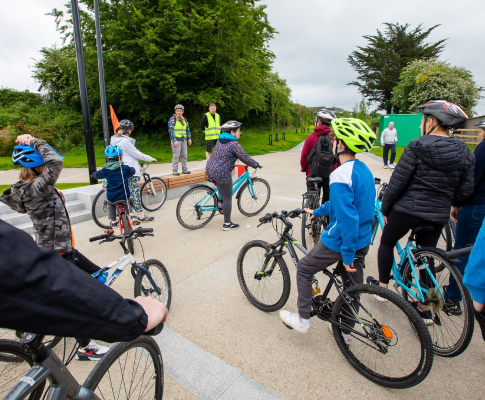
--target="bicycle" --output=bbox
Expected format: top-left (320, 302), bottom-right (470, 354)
top-left (89, 226), bottom-right (172, 310)
top-left (92, 162), bottom-right (167, 230)
top-left (371, 178), bottom-right (474, 357)
top-left (0, 322), bottom-right (165, 400)
top-left (176, 165), bottom-right (270, 230)
top-left (236, 208), bottom-right (433, 388)
top-left (301, 177), bottom-right (329, 251)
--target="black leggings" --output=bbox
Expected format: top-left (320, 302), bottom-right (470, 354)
top-left (377, 210), bottom-right (443, 284)
top-left (218, 183), bottom-right (233, 224)
top-left (306, 179), bottom-right (329, 204)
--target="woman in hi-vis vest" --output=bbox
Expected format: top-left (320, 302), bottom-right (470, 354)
top-left (168, 104), bottom-right (192, 176)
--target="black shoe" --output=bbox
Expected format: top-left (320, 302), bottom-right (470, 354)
top-left (222, 222), bottom-right (239, 231)
top-left (410, 302), bottom-right (434, 326)
top-left (366, 276), bottom-right (380, 286)
top-left (443, 298), bottom-right (462, 315)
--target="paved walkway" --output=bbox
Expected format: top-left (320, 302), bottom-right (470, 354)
top-left (33, 149), bottom-right (485, 399)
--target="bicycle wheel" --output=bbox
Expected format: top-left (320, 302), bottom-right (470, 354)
top-left (176, 185), bottom-right (217, 230)
top-left (237, 178), bottom-right (271, 217)
top-left (0, 340), bottom-right (46, 400)
top-left (0, 330), bottom-right (61, 363)
top-left (121, 213), bottom-right (135, 255)
top-left (92, 190), bottom-right (111, 229)
top-left (134, 259), bottom-right (172, 310)
top-left (141, 177), bottom-right (167, 212)
top-left (330, 284), bottom-right (433, 389)
top-left (237, 240), bottom-right (291, 312)
top-left (83, 336), bottom-right (163, 400)
top-left (436, 222), bottom-right (453, 252)
top-left (301, 198), bottom-right (326, 252)
top-left (401, 249), bottom-right (474, 357)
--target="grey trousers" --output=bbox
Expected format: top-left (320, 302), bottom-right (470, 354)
top-left (296, 240), bottom-right (369, 319)
top-left (172, 140), bottom-right (188, 171)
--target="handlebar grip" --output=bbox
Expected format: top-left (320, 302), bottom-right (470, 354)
top-left (289, 208), bottom-right (303, 218)
top-left (144, 322), bottom-right (164, 336)
top-left (259, 213), bottom-right (272, 223)
top-left (89, 234), bottom-right (107, 242)
top-left (137, 228), bottom-right (154, 234)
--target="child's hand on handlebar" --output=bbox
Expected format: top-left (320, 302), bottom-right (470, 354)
top-left (134, 296), bottom-right (168, 332)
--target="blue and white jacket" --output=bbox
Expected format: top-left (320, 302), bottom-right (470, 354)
top-left (464, 219), bottom-right (485, 304)
top-left (313, 159), bottom-right (375, 265)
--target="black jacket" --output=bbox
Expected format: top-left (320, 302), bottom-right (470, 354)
top-left (381, 135), bottom-right (475, 224)
top-left (0, 220), bottom-right (147, 342)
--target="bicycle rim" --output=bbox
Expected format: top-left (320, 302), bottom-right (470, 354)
top-left (237, 178), bottom-right (271, 217)
top-left (83, 337), bottom-right (163, 400)
top-left (176, 186), bottom-right (217, 229)
top-left (92, 190), bottom-right (111, 229)
top-left (134, 260), bottom-right (172, 310)
top-left (121, 213), bottom-right (135, 255)
top-left (141, 178), bottom-right (167, 211)
top-left (401, 249), bottom-right (474, 357)
top-left (331, 285), bottom-right (433, 389)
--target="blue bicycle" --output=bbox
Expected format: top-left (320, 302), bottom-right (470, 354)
top-left (370, 178), bottom-right (474, 357)
top-left (176, 165), bottom-right (270, 229)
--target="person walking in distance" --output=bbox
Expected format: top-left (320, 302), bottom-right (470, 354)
top-left (380, 121), bottom-right (398, 168)
top-left (168, 104), bottom-right (192, 176)
top-left (200, 103), bottom-right (221, 160)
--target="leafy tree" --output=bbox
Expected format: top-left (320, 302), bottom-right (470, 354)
top-left (348, 23), bottom-right (446, 113)
top-left (392, 59), bottom-right (483, 116)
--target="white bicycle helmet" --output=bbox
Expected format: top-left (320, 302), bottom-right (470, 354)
top-left (315, 109), bottom-right (336, 126)
top-left (174, 104), bottom-right (184, 110)
top-left (476, 119), bottom-right (485, 129)
top-left (221, 120), bottom-right (242, 132)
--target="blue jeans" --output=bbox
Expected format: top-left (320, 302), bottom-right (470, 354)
top-left (383, 144), bottom-right (396, 165)
top-left (446, 204), bottom-right (485, 301)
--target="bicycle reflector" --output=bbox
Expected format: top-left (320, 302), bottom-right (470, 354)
top-left (381, 325), bottom-right (393, 340)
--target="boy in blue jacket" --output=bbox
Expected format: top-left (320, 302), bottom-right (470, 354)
top-left (280, 118), bottom-right (376, 334)
top-left (92, 145), bottom-right (135, 228)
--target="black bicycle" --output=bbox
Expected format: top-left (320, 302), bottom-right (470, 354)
top-left (301, 177), bottom-right (329, 251)
top-left (237, 208), bottom-right (434, 388)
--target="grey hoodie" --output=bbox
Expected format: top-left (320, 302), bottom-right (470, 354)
top-left (110, 135), bottom-right (156, 177)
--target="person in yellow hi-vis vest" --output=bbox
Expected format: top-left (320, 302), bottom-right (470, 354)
top-left (200, 103), bottom-right (221, 160)
top-left (168, 104), bottom-right (192, 176)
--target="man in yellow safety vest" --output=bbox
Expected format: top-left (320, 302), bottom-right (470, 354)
top-left (200, 103), bottom-right (221, 160)
top-left (168, 104), bottom-right (192, 176)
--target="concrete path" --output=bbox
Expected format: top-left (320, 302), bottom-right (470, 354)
top-left (42, 149), bottom-right (484, 399)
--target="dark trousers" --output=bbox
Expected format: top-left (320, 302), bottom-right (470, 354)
top-left (306, 178), bottom-right (330, 204)
top-left (377, 210), bottom-right (443, 284)
top-left (296, 241), bottom-right (369, 319)
top-left (383, 144), bottom-right (396, 165)
top-left (218, 183), bottom-right (233, 224)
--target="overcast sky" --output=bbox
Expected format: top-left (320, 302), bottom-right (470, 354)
top-left (1, 0), bottom-right (484, 115)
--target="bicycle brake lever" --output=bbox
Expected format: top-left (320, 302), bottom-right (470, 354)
top-left (144, 234), bottom-right (154, 237)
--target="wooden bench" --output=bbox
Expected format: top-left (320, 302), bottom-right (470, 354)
top-left (140, 169), bottom-right (208, 191)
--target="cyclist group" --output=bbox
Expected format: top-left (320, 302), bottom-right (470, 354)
top-left (1, 98), bottom-right (485, 375)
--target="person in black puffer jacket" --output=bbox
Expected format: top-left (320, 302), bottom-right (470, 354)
top-left (368, 100), bottom-right (474, 325)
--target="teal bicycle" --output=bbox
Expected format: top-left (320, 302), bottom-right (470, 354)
top-left (370, 178), bottom-right (474, 357)
top-left (176, 165), bottom-right (270, 229)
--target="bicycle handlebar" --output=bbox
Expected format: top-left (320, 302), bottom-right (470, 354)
top-left (89, 227), bottom-right (155, 243)
top-left (257, 208), bottom-right (303, 227)
top-left (144, 322), bottom-right (164, 336)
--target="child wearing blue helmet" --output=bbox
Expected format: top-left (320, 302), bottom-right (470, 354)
top-left (92, 145), bottom-right (136, 227)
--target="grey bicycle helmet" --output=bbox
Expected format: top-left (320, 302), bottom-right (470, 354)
top-left (119, 119), bottom-right (134, 131)
top-left (476, 119), bottom-right (485, 129)
top-left (221, 120), bottom-right (242, 132)
top-left (174, 104), bottom-right (184, 110)
top-left (416, 100), bottom-right (468, 130)
top-left (315, 109), bottom-right (336, 126)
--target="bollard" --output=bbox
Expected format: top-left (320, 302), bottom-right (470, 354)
top-left (275, 133), bottom-right (279, 142)
top-left (269, 134), bottom-right (273, 145)
top-left (295, 128), bottom-right (298, 134)
top-left (283, 132), bottom-right (286, 140)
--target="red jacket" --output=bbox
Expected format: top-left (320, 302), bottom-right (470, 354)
top-left (300, 125), bottom-right (332, 177)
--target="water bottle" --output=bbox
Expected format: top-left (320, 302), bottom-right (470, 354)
top-left (97, 272), bottom-right (108, 284)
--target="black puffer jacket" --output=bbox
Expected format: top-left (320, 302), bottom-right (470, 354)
top-left (381, 135), bottom-right (475, 224)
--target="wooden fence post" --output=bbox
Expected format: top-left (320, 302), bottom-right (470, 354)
top-left (268, 134), bottom-right (273, 146)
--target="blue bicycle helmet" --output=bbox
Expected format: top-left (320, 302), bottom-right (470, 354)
top-left (12, 145), bottom-right (46, 167)
top-left (105, 145), bottom-right (122, 158)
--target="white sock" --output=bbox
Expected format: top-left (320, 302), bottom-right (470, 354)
top-left (300, 317), bottom-right (310, 326)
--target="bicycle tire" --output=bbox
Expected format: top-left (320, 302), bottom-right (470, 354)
top-left (134, 259), bottom-right (172, 310)
top-left (91, 189), bottom-right (111, 229)
top-left (401, 248), bottom-right (474, 357)
top-left (141, 177), bottom-right (167, 212)
top-left (301, 197), bottom-right (326, 252)
top-left (331, 284), bottom-right (433, 389)
top-left (121, 213), bottom-right (135, 255)
top-left (237, 240), bottom-right (291, 312)
top-left (0, 330), bottom-right (61, 363)
top-left (83, 336), bottom-right (163, 400)
top-left (237, 178), bottom-right (271, 217)
top-left (436, 222), bottom-right (453, 253)
top-left (176, 185), bottom-right (217, 230)
top-left (0, 339), bottom-right (46, 400)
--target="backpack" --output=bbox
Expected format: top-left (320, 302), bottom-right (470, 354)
top-left (306, 136), bottom-right (335, 178)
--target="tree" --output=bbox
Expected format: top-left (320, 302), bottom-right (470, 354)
top-left (392, 59), bottom-right (483, 116)
top-left (348, 23), bottom-right (446, 114)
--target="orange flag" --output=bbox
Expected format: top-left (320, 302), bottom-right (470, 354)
top-left (109, 105), bottom-right (120, 133)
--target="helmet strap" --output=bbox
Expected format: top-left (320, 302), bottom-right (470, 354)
top-left (423, 115), bottom-right (439, 136)
top-left (30, 167), bottom-right (41, 177)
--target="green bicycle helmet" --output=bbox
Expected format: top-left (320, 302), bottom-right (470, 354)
top-left (330, 118), bottom-right (376, 153)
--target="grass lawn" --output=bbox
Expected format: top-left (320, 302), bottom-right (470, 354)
top-left (0, 182), bottom-right (90, 193)
top-left (0, 129), bottom-right (304, 171)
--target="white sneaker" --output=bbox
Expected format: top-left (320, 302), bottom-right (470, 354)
top-left (375, 295), bottom-right (389, 303)
top-left (389, 163), bottom-right (396, 168)
top-left (76, 340), bottom-right (110, 361)
top-left (328, 323), bottom-right (351, 343)
top-left (279, 310), bottom-right (310, 334)
top-left (383, 164), bottom-right (388, 169)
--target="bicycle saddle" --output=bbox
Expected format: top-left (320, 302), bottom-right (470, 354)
top-left (307, 177), bottom-right (323, 183)
top-left (111, 200), bottom-right (127, 206)
top-left (444, 246), bottom-right (473, 261)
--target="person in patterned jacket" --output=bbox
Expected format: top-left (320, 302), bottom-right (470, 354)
top-left (206, 120), bottom-right (262, 231)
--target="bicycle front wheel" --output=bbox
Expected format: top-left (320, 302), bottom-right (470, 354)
top-left (176, 185), bottom-right (217, 230)
top-left (83, 336), bottom-right (163, 400)
top-left (237, 178), bottom-right (271, 217)
top-left (141, 177), bottom-right (167, 212)
top-left (134, 259), bottom-right (172, 310)
top-left (121, 213), bottom-right (135, 255)
top-left (401, 249), bottom-right (474, 357)
top-left (331, 284), bottom-right (433, 389)
top-left (237, 240), bottom-right (291, 312)
top-left (92, 189), bottom-right (111, 229)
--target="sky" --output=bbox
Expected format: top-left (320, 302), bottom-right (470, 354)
top-left (1, 0), bottom-right (484, 115)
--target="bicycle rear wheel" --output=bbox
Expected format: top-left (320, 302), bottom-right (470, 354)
top-left (83, 336), bottom-right (163, 400)
top-left (301, 197), bottom-right (326, 252)
top-left (237, 178), bottom-right (271, 217)
top-left (134, 259), bottom-right (172, 310)
top-left (436, 222), bottom-right (453, 252)
top-left (141, 177), bottom-right (167, 212)
top-left (92, 190), bottom-right (112, 229)
top-left (331, 284), bottom-right (433, 389)
top-left (401, 249), bottom-right (474, 357)
top-left (0, 330), bottom-right (61, 363)
top-left (176, 185), bottom-right (217, 229)
top-left (237, 240), bottom-right (291, 312)
top-left (121, 213), bottom-right (135, 255)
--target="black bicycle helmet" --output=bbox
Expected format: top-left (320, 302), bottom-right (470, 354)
top-left (416, 100), bottom-right (468, 130)
top-left (315, 109), bottom-right (336, 126)
top-left (221, 120), bottom-right (242, 132)
top-left (119, 119), bottom-right (134, 131)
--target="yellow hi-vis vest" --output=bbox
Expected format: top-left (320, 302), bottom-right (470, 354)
top-left (205, 112), bottom-right (221, 140)
top-left (174, 118), bottom-right (187, 138)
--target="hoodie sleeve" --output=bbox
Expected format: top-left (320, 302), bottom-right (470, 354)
top-left (300, 137), bottom-right (312, 173)
top-left (200, 114), bottom-right (208, 132)
top-left (232, 143), bottom-right (259, 168)
top-left (122, 140), bottom-right (156, 163)
top-left (92, 169), bottom-right (106, 180)
top-left (452, 148), bottom-right (475, 205)
top-left (168, 116), bottom-right (175, 141)
top-left (28, 139), bottom-right (63, 198)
